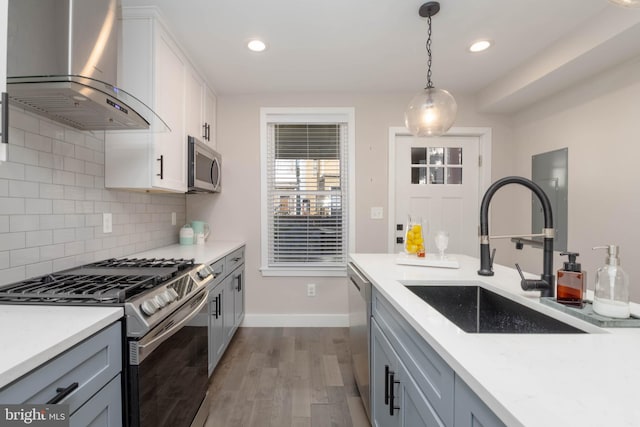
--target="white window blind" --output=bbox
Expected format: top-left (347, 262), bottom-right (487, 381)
top-left (266, 122), bottom-right (348, 269)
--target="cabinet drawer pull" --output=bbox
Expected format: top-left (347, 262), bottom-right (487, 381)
top-left (156, 155), bottom-right (164, 180)
top-left (216, 295), bottom-right (221, 317)
top-left (203, 123), bottom-right (208, 140)
top-left (389, 372), bottom-right (400, 416)
top-left (46, 382), bottom-right (79, 404)
top-left (384, 365), bottom-right (390, 405)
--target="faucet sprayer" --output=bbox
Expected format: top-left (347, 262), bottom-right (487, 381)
top-left (477, 176), bottom-right (555, 298)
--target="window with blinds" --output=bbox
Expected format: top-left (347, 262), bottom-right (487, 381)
top-left (265, 122), bottom-right (348, 270)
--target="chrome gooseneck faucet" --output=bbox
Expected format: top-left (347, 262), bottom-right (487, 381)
top-left (477, 176), bottom-right (555, 298)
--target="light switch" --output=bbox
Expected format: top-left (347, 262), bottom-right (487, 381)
top-left (370, 207), bottom-right (384, 219)
top-left (103, 213), bottom-right (112, 233)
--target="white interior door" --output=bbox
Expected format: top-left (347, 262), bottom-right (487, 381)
top-left (393, 134), bottom-right (480, 257)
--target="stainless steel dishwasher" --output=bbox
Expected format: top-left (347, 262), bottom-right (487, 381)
top-left (348, 262), bottom-right (372, 420)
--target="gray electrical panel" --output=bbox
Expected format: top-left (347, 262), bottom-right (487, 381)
top-left (532, 148), bottom-right (568, 252)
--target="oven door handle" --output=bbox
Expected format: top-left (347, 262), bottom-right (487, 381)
top-left (135, 290), bottom-right (209, 363)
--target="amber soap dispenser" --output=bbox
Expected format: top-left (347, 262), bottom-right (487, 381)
top-left (557, 252), bottom-right (586, 307)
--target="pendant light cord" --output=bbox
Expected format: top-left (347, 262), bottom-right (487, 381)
top-left (426, 14), bottom-right (434, 89)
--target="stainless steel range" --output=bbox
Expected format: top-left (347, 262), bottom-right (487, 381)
top-left (0, 257), bottom-right (214, 427)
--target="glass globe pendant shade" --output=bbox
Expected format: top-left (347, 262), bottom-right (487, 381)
top-left (609, 0), bottom-right (640, 7)
top-left (404, 87), bottom-right (457, 137)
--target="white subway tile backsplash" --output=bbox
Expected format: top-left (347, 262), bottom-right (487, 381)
top-left (53, 140), bottom-right (75, 157)
top-left (39, 120), bottom-right (65, 140)
top-left (75, 201), bottom-right (94, 214)
top-left (8, 145), bottom-right (40, 166)
top-left (52, 170), bottom-right (75, 186)
top-left (9, 108), bottom-right (39, 133)
top-left (0, 108), bottom-right (185, 282)
top-left (39, 184), bottom-right (65, 199)
top-left (75, 173), bottom-right (95, 188)
top-left (0, 198), bottom-right (25, 215)
top-left (25, 261), bottom-right (53, 278)
top-left (10, 247), bottom-right (40, 267)
top-left (25, 199), bottom-right (53, 214)
top-left (64, 241), bottom-right (85, 256)
top-left (63, 157), bottom-right (85, 174)
top-left (0, 251), bottom-right (9, 269)
top-left (40, 215), bottom-right (66, 229)
top-left (8, 127), bottom-right (25, 147)
top-left (10, 215), bottom-right (40, 232)
top-left (10, 181), bottom-right (39, 198)
top-left (52, 200), bottom-right (76, 214)
top-left (26, 230), bottom-right (53, 247)
top-left (24, 165), bottom-right (53, 183)
top-left (0, 162), bottom-right (26, 180)
top-left (53, 228), bottom-right (76, 244)
top-left (40, 244), bottom-right (65, 261)
top-left (25, 133), bottom-right (53, 153)
top-left (0, 266), bottom-right (27, 287)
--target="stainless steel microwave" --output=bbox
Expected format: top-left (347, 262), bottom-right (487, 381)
top-left (188, 136), bottom-right (221, 193)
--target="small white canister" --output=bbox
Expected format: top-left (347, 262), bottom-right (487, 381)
top-left (179, 224), bottom-right (194, 245)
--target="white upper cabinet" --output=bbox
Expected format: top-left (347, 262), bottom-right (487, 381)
top-left (105, 8), bottom-right (186, 192)
top-left (185, 67), bottom-right (205, 142)
top-left (203, 86), bottom-right (217, 149)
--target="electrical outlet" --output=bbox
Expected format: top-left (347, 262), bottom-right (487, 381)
top-left (370, 207), bottom-right (384, 219)
top-left (307, 283), bottom-right (316, 297)
top-left (171, 212), bottom-right (176, 226)
top-left (103, 213), bottom-right (112, 233)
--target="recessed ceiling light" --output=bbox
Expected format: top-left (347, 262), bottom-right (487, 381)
top-left (247, 39), bottom-right (267, 52)
top-left (609, 0), bottom-right (640, 7)
top-left (469, 40), bottom-right (492, 53)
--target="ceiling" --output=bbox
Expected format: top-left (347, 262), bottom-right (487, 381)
top-left (122, 0), bottom-right (640, 113)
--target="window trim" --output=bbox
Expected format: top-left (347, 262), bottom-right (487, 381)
top-left (260, 107), bottom-right (355, 277)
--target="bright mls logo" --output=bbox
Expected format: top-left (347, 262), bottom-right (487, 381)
top-left (0, 405), bottom-right (69, 426)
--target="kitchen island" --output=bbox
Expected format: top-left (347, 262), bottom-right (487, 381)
top-left (350, 253), bottom-right (640, 427)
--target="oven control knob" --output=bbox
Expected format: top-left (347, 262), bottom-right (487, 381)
top-left (197, 268), bottom-right (210, 280)
top-left (154, 294), bottom-right (169, 308)
top-left (140, 299), bottom-right (160, 316)
top-left (156, 291), bottom-right (174, 307)
top-left (167, 288), bottom-right (180, 301)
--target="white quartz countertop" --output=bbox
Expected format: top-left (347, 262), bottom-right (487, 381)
top-left (350, 253), bottom-right (640, 427)
top-left (0, 306), bottom-right (123, 389)
top-left (129, 240), bottom-right (245, 264)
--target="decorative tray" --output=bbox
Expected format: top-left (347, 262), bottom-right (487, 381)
top-left (540, 297), bottom-right (640, 328)
top-left (395, 253), bottom-right (459, 269)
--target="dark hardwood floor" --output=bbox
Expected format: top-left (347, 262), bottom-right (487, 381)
top-left (204, 327), bottom-right (370, 427)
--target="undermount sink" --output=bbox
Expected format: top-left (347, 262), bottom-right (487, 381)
top-left (406, 285), bottom-right (586, 334)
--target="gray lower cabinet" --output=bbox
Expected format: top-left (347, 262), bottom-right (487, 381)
top-left (207, 246), bottom-right (246, 377)
top-left (372, 319), bottom-right (445, 427)
top-left (0, 322), bottom-right (122, 426)
top-left (454, 377), bottom-right (505, 427)
top-left (371, 289), bottom-right (505, 427)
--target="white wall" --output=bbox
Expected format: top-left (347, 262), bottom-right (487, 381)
top-left (509, 55), bottom-right (640, 301)
top-left (187, 91), bottom-right (514, 325)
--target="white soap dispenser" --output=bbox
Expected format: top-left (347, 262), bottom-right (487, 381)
top-left (592, 245), bottom-right (630, 318)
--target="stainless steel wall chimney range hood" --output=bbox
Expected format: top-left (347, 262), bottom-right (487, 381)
top-left (7, 0), bottom-right (165, 131)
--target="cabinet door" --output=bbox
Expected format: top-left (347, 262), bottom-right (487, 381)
top-left (371, 320), bottom-right (400, 427)
top-left (232, 266), bottom-right (244, 328)
top-left (209, 284), bottom-right (225, 376)
top-left (153, 28), bottom-right (186, 192)
top-left (69, 374), bottom-right (122, 427)
top-left (203, 86), bottom-right (216, 148)
top-left (185, 67), bottom-right (204, 140)
top-left (454, 376), bottom-right (505, 427)
top-left (223, 274), bottom-right (235, 341)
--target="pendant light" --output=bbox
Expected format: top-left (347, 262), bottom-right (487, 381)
top-left (405, 2), bottom-right (457, 137)
top-left (608, 0), bottom-right (640, 7)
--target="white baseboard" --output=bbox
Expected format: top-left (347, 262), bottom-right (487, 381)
top-left (241, 313), bottom-right (349, 327)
